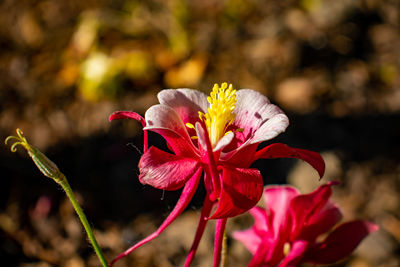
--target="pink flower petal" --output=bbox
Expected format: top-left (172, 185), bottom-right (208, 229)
top-left (194, 122), bottom-right (235, 153)
top-left (251, 113), bottom-right (289, 144)
top-left (195, 121), bottom-right (207, 153)
top-left (289, 183), bottom-right (335, 238)
top-left (232, 206), bottom-right (269, 255)
top-left (232, 228), bottom-right (263, 255)
top-left (158, 89), bottom-right (208, 124)
top-left (208, 166), bottom-right (263, 219)
top-left (254, 143), bottom-right (325, 178)
top-left (305, 220), bottom-right (379, 264)
top-left (214, 131), bottom-right (235, 152)
top-left (279, 240), bottom-right (309, 267)
top-left (139, 146), bottom-right (201, 190)
top-left (263, 186), bottom-right (299, 239)
top-left (237, 183), bottom-right (321, 266)
top-left (110, 168), bottom-right (202, 266)
top-left (248, 236), bottom-right (270, 267)
top-left (144, 104), bottom-right (199, 157)
top-left (221, 143), bottom-right (259, 168)
top-left (249, 206), bottom-right (269, 234)
top-left (299, 202), bottom-right (342, 241)
top-left (234, 89), bottom-right (289, 145)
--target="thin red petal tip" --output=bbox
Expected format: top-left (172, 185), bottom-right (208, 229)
top-left (109, 113), bottom-right (117, 122)
top-left (109, 111), bottom-right (125, 122)
top-left (108, 111), bottom-right (146, 127)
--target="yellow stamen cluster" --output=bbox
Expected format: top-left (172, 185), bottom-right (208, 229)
top-left (198, 83), bottom-right (237, 147)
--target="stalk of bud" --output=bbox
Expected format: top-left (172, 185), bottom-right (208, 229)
top-left (5, 128), bottom-right (108, 267)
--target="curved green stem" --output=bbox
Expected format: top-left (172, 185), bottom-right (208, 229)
top-left (59, 176), bottom-right (108, 267)
top-left (5, 129), bottom-right (108, 267)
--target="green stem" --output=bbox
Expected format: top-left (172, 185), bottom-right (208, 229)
top-left (221, 231), bottom-right (227, 267)
top-left (5, 129), bottom-right (108, 266)
top-left (59, 176), bottom-right (108, 267)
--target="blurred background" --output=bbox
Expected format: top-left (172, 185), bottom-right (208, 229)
top-left (1, 0), bottom-right (400, 266)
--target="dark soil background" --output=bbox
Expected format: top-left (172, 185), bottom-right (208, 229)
top-left (1, 0), bottom-right (400, 266)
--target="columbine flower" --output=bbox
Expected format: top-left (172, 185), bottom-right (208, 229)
top-left (109, 83), bottom-right (325, 266)
top-left (233, 182), bottom-right (378, 267)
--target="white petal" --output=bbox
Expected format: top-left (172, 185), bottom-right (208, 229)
top-left (234, 89), bottom-right (289, 144)
top-left (158, 89), bottom-right (208, 123)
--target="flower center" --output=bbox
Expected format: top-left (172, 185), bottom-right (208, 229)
top-left (200, 82), bottom-right (237, 147)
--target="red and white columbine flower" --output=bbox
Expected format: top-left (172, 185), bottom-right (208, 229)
top-left (109, 83), bottom-right (325, 266)
top-left (233, 182), bottom-right (378, 267)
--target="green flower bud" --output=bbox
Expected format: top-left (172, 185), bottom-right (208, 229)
top-left (5, 129), bottom-right (65, 183)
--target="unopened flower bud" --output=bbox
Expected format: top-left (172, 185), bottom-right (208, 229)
top-left (5, 129), bottom-right (65, 184)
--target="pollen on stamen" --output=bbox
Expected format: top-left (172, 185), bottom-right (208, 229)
top-left (198, 82), bottom-right (238, 147)
top-left (185, 123), bottom-right (199, 140)
top-left (185, 123), bottom-right (195, 129)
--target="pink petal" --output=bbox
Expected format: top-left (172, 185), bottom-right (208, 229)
top-left (220, 90), bottom-right (289, 163)
top-left (298, 202), bottom-right (342, 241)
top-left (194, 122), bottom-right (235, 153)
top-left (232, 228), bottom-right (263, 255)
top-left (195, 121), bottom-right (207, 153)
top-left (248, 236), bottom-right (270, 267)
top-left (214, 131), bottom-right (235, 152)
top-left (263, 186), bottom-right (299, 239)
top-left (139, 146), bottom-right (201, 190)
top-left (158, 89), bottom-right (208, 124)
top-left (208, 166), bottom-right (263, 219)
top-left (249, 206), bottom-right (269, 234)
top-left (234, 89), bottom-right (289, 145)
top-left (279, 240), bottom-right (309, 267)
top-left (251, 113), bottom-right (289, 144)
top-left (110, 168), bottom-right (202, 266)
top-left (254, 143), bottom-right (325, 178)
top-left (289, 183), bottom-right (335, 238)
top-left (232, 206), bottom-right (268, 255)
top-left (221, 143), bottom-right (259, 168)
top-left (144, 104), bottom-right (199, 157)
top-left (245, 235), bottom-right (285, 267)
top-left (305, 220), bottom-right (379, 264)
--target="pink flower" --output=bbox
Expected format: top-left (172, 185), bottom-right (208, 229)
top-left (233, 182), bottom-right (378, 267)
top-left (109, 83), bottom-right (325, 266)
